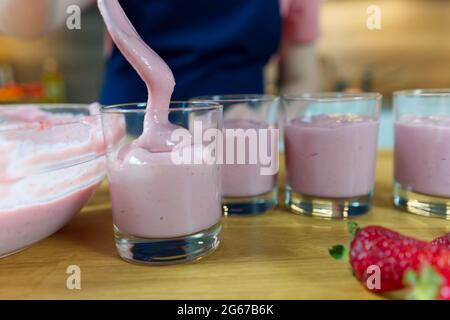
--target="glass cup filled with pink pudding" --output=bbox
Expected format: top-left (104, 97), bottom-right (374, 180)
top-left (192, 95), bottom-right (279, 216)
top-left (283, 93), bottom-right (381, 219)
top-left (394, 89), bottom-right (450, 219)
top-left (101, 102), bottom-right (223, 264)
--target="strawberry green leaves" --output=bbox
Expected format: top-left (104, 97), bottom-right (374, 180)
top-left (405, 265), bottom-right (442, 300)
top-left (329, 245), bottom-right (348, 261)
top-left (329, 221), bottom-right (360, 261)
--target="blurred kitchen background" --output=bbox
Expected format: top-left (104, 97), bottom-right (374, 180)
top-left (0, 0), bottom-right (449, 147)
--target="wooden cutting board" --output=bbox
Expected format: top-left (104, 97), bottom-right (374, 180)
top-left (0, 150), bottom-right (448, 299)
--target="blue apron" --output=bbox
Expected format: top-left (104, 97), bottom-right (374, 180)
top-left (99, 0), bottom-right (281, 105)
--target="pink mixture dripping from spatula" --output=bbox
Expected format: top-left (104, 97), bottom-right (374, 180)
top-left (98, 0), bottom-right (181, 152)
top-left (97, 0), bottom-right (222, 240)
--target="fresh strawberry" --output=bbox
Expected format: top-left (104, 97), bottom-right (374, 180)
top-left (329, 222), bottom-right (450, 298)
top-left (348, 224), bottom-right (427, 292)
top-left (431, 232), bottom-right (450, 249)
top-left (405, 245), bottom-right (450, 300)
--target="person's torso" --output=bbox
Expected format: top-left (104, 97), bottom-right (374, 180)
top-left (100, 0), bottom-right (281, 105)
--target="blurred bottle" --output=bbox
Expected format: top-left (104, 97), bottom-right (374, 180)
top-left (42, 58), bottom-right (66, 103)
top-left (0, 64), bottom-right (14, 87)
top-left (335, 79), bottom-right (348, 92)
top-left (361, 67), bottom-right (374, 92)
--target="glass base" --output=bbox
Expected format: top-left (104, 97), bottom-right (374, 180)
top-left (285, 187), bottom-right (372, 219)
top-left (222, 188), bottom-right (277, 216)
top-left (114, 223), bottom-right (221, 265)
top-left (393, 182), bottom-right (450, 219)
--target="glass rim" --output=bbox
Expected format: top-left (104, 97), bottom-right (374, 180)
top-left (191, 94), bottom-right (278, 103)
top-left (101, 101), bottom-right (223, 114)
top-left (394, 89), bottom-right (450, 97)
top-left (0, 103), bottom-right (94, 110)
top-left (0, 103), bottom-right (99, 134)
top-left (283, 92), bottom-right (382, 102)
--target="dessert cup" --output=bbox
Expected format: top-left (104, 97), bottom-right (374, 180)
top-left (283, 93), bottom-right (381, 219)
top-left (101, 102), bottom-right (223, 264)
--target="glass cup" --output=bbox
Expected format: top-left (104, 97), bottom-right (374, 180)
top-left (101, 102), bottom-right (223, 264)
top-left (394, 89), bottom-right (450, 219)
top-left (192, 95), bottom-right (279, 216)
top-left (283, 93), bottom-right (381, 219)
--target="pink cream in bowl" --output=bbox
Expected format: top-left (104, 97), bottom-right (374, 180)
top-left (0, 104), bottom-right (125, 258)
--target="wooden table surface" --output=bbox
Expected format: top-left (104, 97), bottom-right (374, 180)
top-left (1, 150), bottom-right (449, 300)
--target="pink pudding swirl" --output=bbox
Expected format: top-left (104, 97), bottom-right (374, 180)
top-left (97, 0), bottom-right (181, 153)
top-left (97, 1), bottom-right (222, 239)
